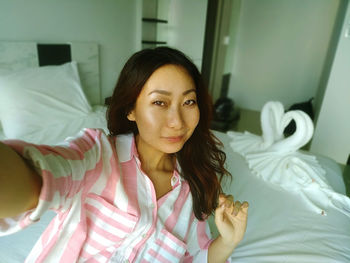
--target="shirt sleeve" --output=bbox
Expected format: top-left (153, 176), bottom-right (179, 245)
top-left (183, 217), bottom-right (214, 263)
top-left (0, 128), bottom-right (105, 236)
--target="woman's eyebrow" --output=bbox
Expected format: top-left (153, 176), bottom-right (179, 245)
top-left (148, 90), bottom-right (171, 96)
top-left (183, 89), bottom-right (196, 95)
top-left (148, 89), bottom-right (196, 96)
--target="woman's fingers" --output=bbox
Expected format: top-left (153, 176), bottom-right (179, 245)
top-left (241, 201), bottom-right (249, 210)
top-left (224, 198), bottom-right (248, 216)
top-left (218, 194), bottom-right (232, 204)
top-left (215, 197), bottom-right (227, 223)
top-left (233, 201), bottom-right (241, 216)
top-left (226, 194), bottom-right (234, 202)
top-left (218, 193), bottom-right (249, 217)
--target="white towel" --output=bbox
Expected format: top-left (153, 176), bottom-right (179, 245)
top-left (227, 101), bottom-right (350, 217)
top-left (260, 101), bottom-right (285, 146)
top-left (227, 101), bottom-right (285, 155)
top-left (267, 110), bottom-right (314, 153)
top-left (227, 131), bottom-right (264, 156)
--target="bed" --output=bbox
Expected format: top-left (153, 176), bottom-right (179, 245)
top-left (0, 41), bottom-right (349, 263)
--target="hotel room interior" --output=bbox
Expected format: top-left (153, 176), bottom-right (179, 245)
top-left (0, 0), bottom-right (349, 262)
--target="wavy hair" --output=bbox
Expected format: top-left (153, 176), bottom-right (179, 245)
top-left (107, 47), bottom-right (231, 220)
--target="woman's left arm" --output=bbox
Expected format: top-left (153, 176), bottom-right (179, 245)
top-left (208, 194), bottom-right (249, 263)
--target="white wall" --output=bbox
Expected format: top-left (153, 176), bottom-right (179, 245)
top-left (0, 0), bottom-right (141, 104)
top-left (167, 0), bottom-right (207, 70)
top-left (310, 2), bottom-right (350, 164)
top-left (0, 0), bottom-right (207, 102)
top-left (227, 0), bottom-right (341, 111)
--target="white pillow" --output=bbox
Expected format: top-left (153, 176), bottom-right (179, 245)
top-left (14, 106), bottom-right (108, 145)
top-left (0, 62), bottom-right (92, 139)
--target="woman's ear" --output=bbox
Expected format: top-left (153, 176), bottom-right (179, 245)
top-left (127, 110), bottom-right (135, 121)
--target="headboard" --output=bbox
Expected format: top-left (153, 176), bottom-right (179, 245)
top-left (0, 41), bottom-right (100, 105)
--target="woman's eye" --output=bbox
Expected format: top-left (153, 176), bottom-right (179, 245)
top-left (153, 100), bottom-right (166, 106)
top-left (184, 99), bottom-right (197, 106)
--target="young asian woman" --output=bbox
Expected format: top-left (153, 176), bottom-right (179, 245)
top-left (0, 47), bottom-right (248, 263)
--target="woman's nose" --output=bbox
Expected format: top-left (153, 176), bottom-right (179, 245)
top-left (167, 108), bottom-right (184, 129)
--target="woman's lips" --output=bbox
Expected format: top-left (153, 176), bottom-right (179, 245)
top-left (163, 135), bottom-right (184, 143)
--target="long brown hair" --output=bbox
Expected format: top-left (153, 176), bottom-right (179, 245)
top-left (107, 47), bottom-right (231, 220)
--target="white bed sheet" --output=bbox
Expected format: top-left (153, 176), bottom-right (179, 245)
top-left (0, 129), bottom-right (349, 262)
top-left (210, 131), bottom-right (350, 263)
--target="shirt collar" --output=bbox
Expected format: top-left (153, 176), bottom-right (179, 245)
top-left (115, 133), bottom-right (183, 184)
top-left (115, 133), bottom-right (137, 163)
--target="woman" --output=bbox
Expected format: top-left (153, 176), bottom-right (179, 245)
top-left (0, 47), bottom-right (248, 262)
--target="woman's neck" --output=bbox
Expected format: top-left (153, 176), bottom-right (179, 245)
top-left (135, 135), bottom-right (174, 174)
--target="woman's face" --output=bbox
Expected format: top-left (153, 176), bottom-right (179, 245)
top-left (127, 64), bottom-right (200, 154)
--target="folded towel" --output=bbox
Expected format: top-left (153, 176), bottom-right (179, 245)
top-left (267, 110), bottom-right (314, 153)
top-left (245, 151), bottom-right (328, 191)
top-left (299, 185), bottom-right (350, 217)
top-left (260, 101), bottom-right (285, 147)
top-left (227, 101), bottom-right (350, 217)
top-left (227, 131), bottom-right (264, 156)
top-left (227, 101), bottom-right (285, 155)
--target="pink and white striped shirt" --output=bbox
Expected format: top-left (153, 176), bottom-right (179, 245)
top-left (0, 128), bottom-right (213, 263)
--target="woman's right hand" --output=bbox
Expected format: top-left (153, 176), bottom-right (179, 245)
top-left (214, 194), bottom-right (249, 248)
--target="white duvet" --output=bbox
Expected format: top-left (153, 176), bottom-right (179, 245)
top-left (212, 131), bottom-right (350, 263)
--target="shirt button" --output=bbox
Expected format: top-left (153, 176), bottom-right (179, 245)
top-left (150, 203), bottom-right (155, 209)
top-left (142, 233), bottom-right (147, 239)
top-left (171, 176), bottom-right (177, 184)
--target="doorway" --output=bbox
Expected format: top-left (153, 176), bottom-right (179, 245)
top-left (202, 0), bottom-right (240, 103)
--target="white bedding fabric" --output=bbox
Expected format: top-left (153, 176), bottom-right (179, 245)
top-left (0, 62), bottom-right (94, 141)
top-left (227, 101), bottom-right (350, 219)
top-left (0, 129), bottom-right (349, 262)
top-left (211, 131), bottom-right (350, 263)
top-left (0, 105), bottom-right (107, 145)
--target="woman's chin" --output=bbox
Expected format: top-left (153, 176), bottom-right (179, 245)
top-left (161, 143), bottom-right (186, 154)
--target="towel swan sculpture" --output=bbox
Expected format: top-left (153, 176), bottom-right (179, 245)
top-left (227, 101), bottom-right (350, 217)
